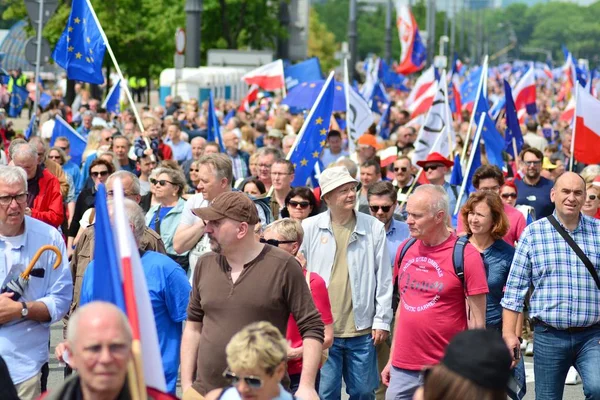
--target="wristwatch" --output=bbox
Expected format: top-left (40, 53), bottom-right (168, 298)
top-left (20, 302), bottom-right (28, 318)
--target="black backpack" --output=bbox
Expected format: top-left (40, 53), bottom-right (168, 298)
top-left (392, 235), bottom-right (470, 314)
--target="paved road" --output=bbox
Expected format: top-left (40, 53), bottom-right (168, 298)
top-left (46, 323), bottom-right (584, 400)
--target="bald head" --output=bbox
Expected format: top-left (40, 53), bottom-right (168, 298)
top-left (554, 171), bottom-right (586, 190)
top-left (67, 301), bottom-right (132, 346)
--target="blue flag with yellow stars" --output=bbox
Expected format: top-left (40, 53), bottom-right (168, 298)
top-left (8, 85), bottom-right (28, 118)
top-left (52, 0), bottom-right (106, 84)
top-left (289, 74), bottom-right (336, 187)
top-left (207, 90), bottom-right (225, 152)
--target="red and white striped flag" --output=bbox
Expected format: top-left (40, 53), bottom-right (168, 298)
top-left (574, 83), bottom-right (600, 165)
top-left (242, 60), bottom-right (285, 91)
top-left (238, 84), bottom-right (260, 112)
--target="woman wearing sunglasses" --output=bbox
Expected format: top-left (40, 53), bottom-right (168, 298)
top-left (188, 160), bottom-right (202, 194)
top-left (281, 187), bottom-right (319, 222)
top-left (205, 321), bottom-right (295, 400)
top-left (145, 167), bottom-right (190, 272)
top-left (500, 180), bottom-right (535, 223)
top-left (582, 183), bottom-right (600, 219)
top-left (67, 159), bottom-right (115, 257)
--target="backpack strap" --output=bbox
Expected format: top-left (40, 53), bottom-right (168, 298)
top-left (452, 235), bottom-right (469, 289)
top-left (392, 238), bottom-right (418, 314)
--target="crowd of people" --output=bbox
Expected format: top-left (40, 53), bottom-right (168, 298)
top-left (0, 66), bottom-right (599, 400)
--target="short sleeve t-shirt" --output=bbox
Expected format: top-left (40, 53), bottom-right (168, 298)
top-left (287, 270), bottom-right (334, 375)
top-left (392, 235), bottom-right (489, 371)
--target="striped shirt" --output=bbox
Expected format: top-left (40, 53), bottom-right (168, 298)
top-left (501, 212), bottom-right (600, 329)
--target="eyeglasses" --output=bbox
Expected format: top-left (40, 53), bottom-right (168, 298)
top-left (589, 194), bottom-right (598, 201)
top-left (258, 163), bottom-right (272, 169)
top-left (394, 167), bottom-right (408, 172)
top-left (223, 370), bottom-right (263, 389)
top-left (91, 171), bottom-right (109, 178)
top-left (501, 193), bottom-right (517, 199)
top-left (190, 169), bottom-right (199, 173)
top-left (0, 193), bottom-right (28, 206)
top-left (82, 343), bottom-right (130, 360)
top-left (260, 238), bottom-right (297, 247)
top-left (369, 205), bottom-right (393, 213)
top-left (48, 155), bottom-right (62, 161)
top-left (423, 165), bottom-right (443, 172)
top-left (107, 190), bottom-right (137, 198)
top-left (271, 172), bottom-right (291, 177)
top-left (288, 200), bottom-right (310, 209)
top-left (524, 160), bottom-right (542, 166)
top-left (150, 178), bottom-right (176, 186)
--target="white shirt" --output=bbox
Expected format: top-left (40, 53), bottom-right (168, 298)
top-left (0, 217), bottom-right (72, 384)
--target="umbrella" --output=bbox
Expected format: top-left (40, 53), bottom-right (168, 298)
top-left (1, 245), bottom-right (62, 301)
top-left (282, 80), bottom-right (352, 112)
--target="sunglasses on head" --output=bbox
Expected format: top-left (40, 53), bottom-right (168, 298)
top-left (260, 238), bottom-right (297, 247)
top-left (223, 370), bottom-right (263, 389)
top-left (288, 200), bottom-right (310, 209)
top-left (501, 193), bottom-right (517, 199)
top-left (91, 170), bottom-right (109, 178)
top-left (394, 167), bottom-right (408, 172)
top-left (423, 164), bottom-right (443, 172)
top-left (150, 178), bottom-right (175, 187)
top-left (370, 205), bottom-right (393, 213)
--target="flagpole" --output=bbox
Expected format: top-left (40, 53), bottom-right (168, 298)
top-left (84, 0), bottom-right (145, 134)
top-left (512, 137), bottom-right (518, 164)
top-left (460, 55), bottom-right (488, 165)
top-left (569, 84), bottom-right (578, 172)
top-left (344, 59), bottom-right (355, 155)
top-left (454, 112), bottom-right (485, 216)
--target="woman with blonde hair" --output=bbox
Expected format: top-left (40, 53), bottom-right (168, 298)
top-left (81, 127), bottom-right (103, 163)
top-left (204, 321), bottom-right (295, 400)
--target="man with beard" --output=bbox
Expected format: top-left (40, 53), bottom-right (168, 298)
top-left (515, 148), bottom-right (554, 220)
top-left (180, 191), bottom-right (324, 400)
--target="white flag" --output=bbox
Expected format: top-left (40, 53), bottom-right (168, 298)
top-left (411, 72), bottom-right (456, 164)
top-left (345, 61), bottom-right (374, 154)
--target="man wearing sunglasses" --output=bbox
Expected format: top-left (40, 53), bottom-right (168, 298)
top-left (300, 166), bottom-right (392, 400)
top-left (181, 191), bottom-right (324, 400)
top-left (393, 157), bottom-right (419, 215)
top-left (415, 152), bottom-right (464, 227)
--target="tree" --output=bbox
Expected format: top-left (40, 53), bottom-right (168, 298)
top-left (307, 8), bottom-right (337, 73)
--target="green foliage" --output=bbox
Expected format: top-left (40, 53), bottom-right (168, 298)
top-left (308, 8), bottom-right (337, 73)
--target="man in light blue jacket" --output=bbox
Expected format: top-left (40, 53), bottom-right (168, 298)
top-left (300, 166), bottom-right (393, 400)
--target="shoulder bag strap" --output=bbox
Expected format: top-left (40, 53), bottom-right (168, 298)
top-left (153, 206), bottom-right (162, 236)
top-left (547, 215), bottom-right (600, 290)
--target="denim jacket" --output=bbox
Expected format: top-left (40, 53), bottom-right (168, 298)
top-left (300, 210), bottom-right (393, 331)
top-left (145, 198), bottom-right (188, 257)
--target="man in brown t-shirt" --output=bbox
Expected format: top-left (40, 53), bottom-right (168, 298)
top-left (180, 191), bottom-right (324, 400)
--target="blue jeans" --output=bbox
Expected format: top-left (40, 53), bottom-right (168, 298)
top-left (319, 334), bottom-right (379, 400)
top-left (533, 323), bottom-right (600, 400)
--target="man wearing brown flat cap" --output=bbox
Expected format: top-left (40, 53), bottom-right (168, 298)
top-left (180, 191), bottom-right (324, 400)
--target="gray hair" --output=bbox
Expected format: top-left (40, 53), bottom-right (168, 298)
top-left (9, 142), bottom-right (37, 161)
top-left (28, 136), bottom-right (48, 158)
top-left (107, 198), bottom-right (146, 242)
top-left (256, 146), bottom-right (284, 160)
top-left (0, 165), bottom-right (28, 191)
top-left (198, 153), bottom-right (234, 185)
top-left (67, 301), bottom-right (132, 345)
top-left (332, 158), bottom-right (358, 179)
top-left (580, 164), bottom-right (600, 184)
top-left (413, 184), bottom-right (449, 215)
top-left (108, 171), bottom-right (141, 196)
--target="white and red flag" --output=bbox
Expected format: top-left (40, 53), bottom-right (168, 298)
top-left (242, 59), bottom-right (285, 91)
top-left (573, 84), bottom-right (600, 165)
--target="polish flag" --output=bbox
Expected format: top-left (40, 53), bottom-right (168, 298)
top-left (407, 82), bottom-right (436, 118)
top-left (559, 97), bottom-right (575, 123)
top-left (405, 66), bottom-right (436, 108)
top-left (238, 84), bottom-right (260, 112)
top-left (512, 67), bottom-right (536, 113)
top-left (377, 146), bottom-right (398, 168)
top-left (574, 84), bottom-right (600, 165)
top-left (242, 60), bottom-right (285, 91)
top-left (112, 179), bottom-right (168, 393)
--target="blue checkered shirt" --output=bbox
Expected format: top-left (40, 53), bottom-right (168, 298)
top-left (501, 212), bottom-right (600, 329)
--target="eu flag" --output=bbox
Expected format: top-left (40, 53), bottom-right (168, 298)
top-left (480, 113), bottom-right (505, 169)
top-left (8, 85), bottom-right (28, 118)
top-left (207, 91), bottom-right (225, 152)
top-left (102, 79), bottom-right (121, 114)
top-left (460, 66), bottom-right (482, 106)
top-left (52, 0), bottom-right (106, 84)
top-left (503, 80), bottom-right (524, 158)
top-left (24, 115), bottom-right (37, 139)
top-left (289, 74), bottom-right (336, 187)
top-left (50, 116), bottom-right (87, 166)
top-left (449, 153), bottom-right (463, 186)
top-left (90, 184), bottom-right (126, 310)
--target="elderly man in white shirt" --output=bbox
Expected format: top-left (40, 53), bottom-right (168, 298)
top-left (0, 165), bottom-right (72, 399)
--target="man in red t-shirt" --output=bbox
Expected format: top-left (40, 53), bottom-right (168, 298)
top-left (382, 185), bottom-right (488, 400)
top-left (262, 218), bottom-right (334, 394)
top-left (456, 165), bottom-right (526, 246)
